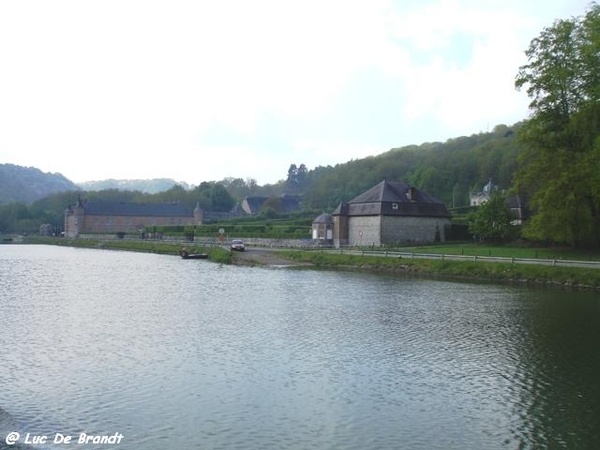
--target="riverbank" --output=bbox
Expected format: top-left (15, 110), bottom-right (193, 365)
top-left (21, 237), bottom-right (600, 290)
top-left (24, 236), bottom-right (233, 263)
top-left (276, 249), bottom-right (600, 290)
top-left (229, 247), bottom-right (312, 267)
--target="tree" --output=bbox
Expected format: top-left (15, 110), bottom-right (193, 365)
top-left (296, 164), bottom-right (308, 189)
top-left (0, 202), bottom-right (33, 233)
top-left (468, 192), bottom-right (517, 242)
top-left (260, 196), bottom-right (285, 213)
top-left (514, 4), bottom-right (600, 246)
top-left (220, 177), bottom-right (251, 200)
top-left (286, 164), bottom-right (299, 190)
top-left (208, 184), bottom-right (235, 212)
top-left (246, 178), bottom-right (258, 193)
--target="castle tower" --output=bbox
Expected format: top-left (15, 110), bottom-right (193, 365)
top-left (64, 195), bottom-right (85, 238)
top-left (332, 202), bottom-right (349, 248)
top-left (194, 202), bottom-right (203, 225)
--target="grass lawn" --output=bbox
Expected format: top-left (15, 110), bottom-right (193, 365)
top-left (391, 243), bottom-right (600, 261)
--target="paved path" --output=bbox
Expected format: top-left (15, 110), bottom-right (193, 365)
top-left (231, 246), bottom-right (600, 270)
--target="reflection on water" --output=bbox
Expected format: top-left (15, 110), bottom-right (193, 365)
top-left (0, 245), bottom-right (599, 449)
top-left (508, 291), bottom-right (600, 449)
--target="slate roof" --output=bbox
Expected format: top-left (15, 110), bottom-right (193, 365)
top-left (243, 196), bottom-right (268, 214)
top-left (313, 213), bottom-right (333, 224)
top-left (242, 195), bottom-right (301, 214)
top-left (333, 180), bottom-right (450, 218)
top-left (82, 201), bottom-right (193, 217)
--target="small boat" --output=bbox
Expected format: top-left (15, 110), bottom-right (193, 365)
top-left (180, 250), bottom-right (208, 260)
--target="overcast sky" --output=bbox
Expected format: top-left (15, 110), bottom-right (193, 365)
top-left (0, 0), bottom-right (591, 186)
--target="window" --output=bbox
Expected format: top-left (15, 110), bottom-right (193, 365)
top-left (392, 203), bottom-right (399, 210)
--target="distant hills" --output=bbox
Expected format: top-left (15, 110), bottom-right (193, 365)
top-left (78, 178), bottom-right (193, 194)
top-left (0, 164), bottom-right (194, 204)
top-left (0, 164), bottom-right (79, 204)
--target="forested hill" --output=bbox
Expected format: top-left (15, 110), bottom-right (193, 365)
top-left (0, 123), bottom-right (522, 209)
top-left (0, 121), bottom-right (522, 210)
top-left (299, 123), bottom-right (522, 209)
top-left (0, 164), bottom-right (78, 204)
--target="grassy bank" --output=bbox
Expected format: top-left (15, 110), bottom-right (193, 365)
top-left (397, 243), bottom-right (600, 261)
top-left (25, 236), bottom-right (232, 264)
top-left (278, 250), bottom-right (600, 290)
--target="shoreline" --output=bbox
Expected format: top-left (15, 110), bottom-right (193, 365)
top-left (275, 249), bottom-right (600, 291)
top-left (20, 237), bottom-right (600, 290)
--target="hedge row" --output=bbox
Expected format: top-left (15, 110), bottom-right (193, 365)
top-left (147, 223), bottom-right (311, 239)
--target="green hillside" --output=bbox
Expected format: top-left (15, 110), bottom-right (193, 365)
top-left (297, 123), bottom-right (521, 210)
top-left (0, 164), bottom-right (78, 204)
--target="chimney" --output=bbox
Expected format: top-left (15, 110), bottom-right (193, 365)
top-left (407, 186), bottom-right (416, 201)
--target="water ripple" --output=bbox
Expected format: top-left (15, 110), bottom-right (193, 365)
top-left (1, 246), bottom-right (599, 449)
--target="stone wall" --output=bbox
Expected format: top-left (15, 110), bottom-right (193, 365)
top-left (348, 216), bottom-right (381, 246)
top-left (333, 214), bottom-right (348, 248)
top-left (341, 215), bottom-right (451, 247)
top-left (82, 214), bottom-right (196, 234)
top-left (380, 215), bottom-right (450, 244)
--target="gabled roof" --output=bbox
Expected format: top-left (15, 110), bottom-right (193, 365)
top-left (242, 196), bottom-right (268, 213)
top-left (83, 201), bottom-right (193, 217)
top-left (332, 202), bottom-right (349, 216)
top-left (241, 195), bottom-right (301, 214)
top-left (334, 180), bottom-right (449, 218)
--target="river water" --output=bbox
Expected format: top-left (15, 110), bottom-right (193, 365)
top-left (0, 245), bottom-right (599, 449)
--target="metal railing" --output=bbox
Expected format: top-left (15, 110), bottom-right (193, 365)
top-left (328, 249), bottom-right (600, 269)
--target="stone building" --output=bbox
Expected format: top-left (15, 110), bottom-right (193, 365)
top-left (311, 213), bottom-right (334, 245)
top-left (470, 179), bottom-right (495, 206)
top-left (332, 180), bottom-right (450, 247)
top-left (64, 197), bottom-right (202, 238)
